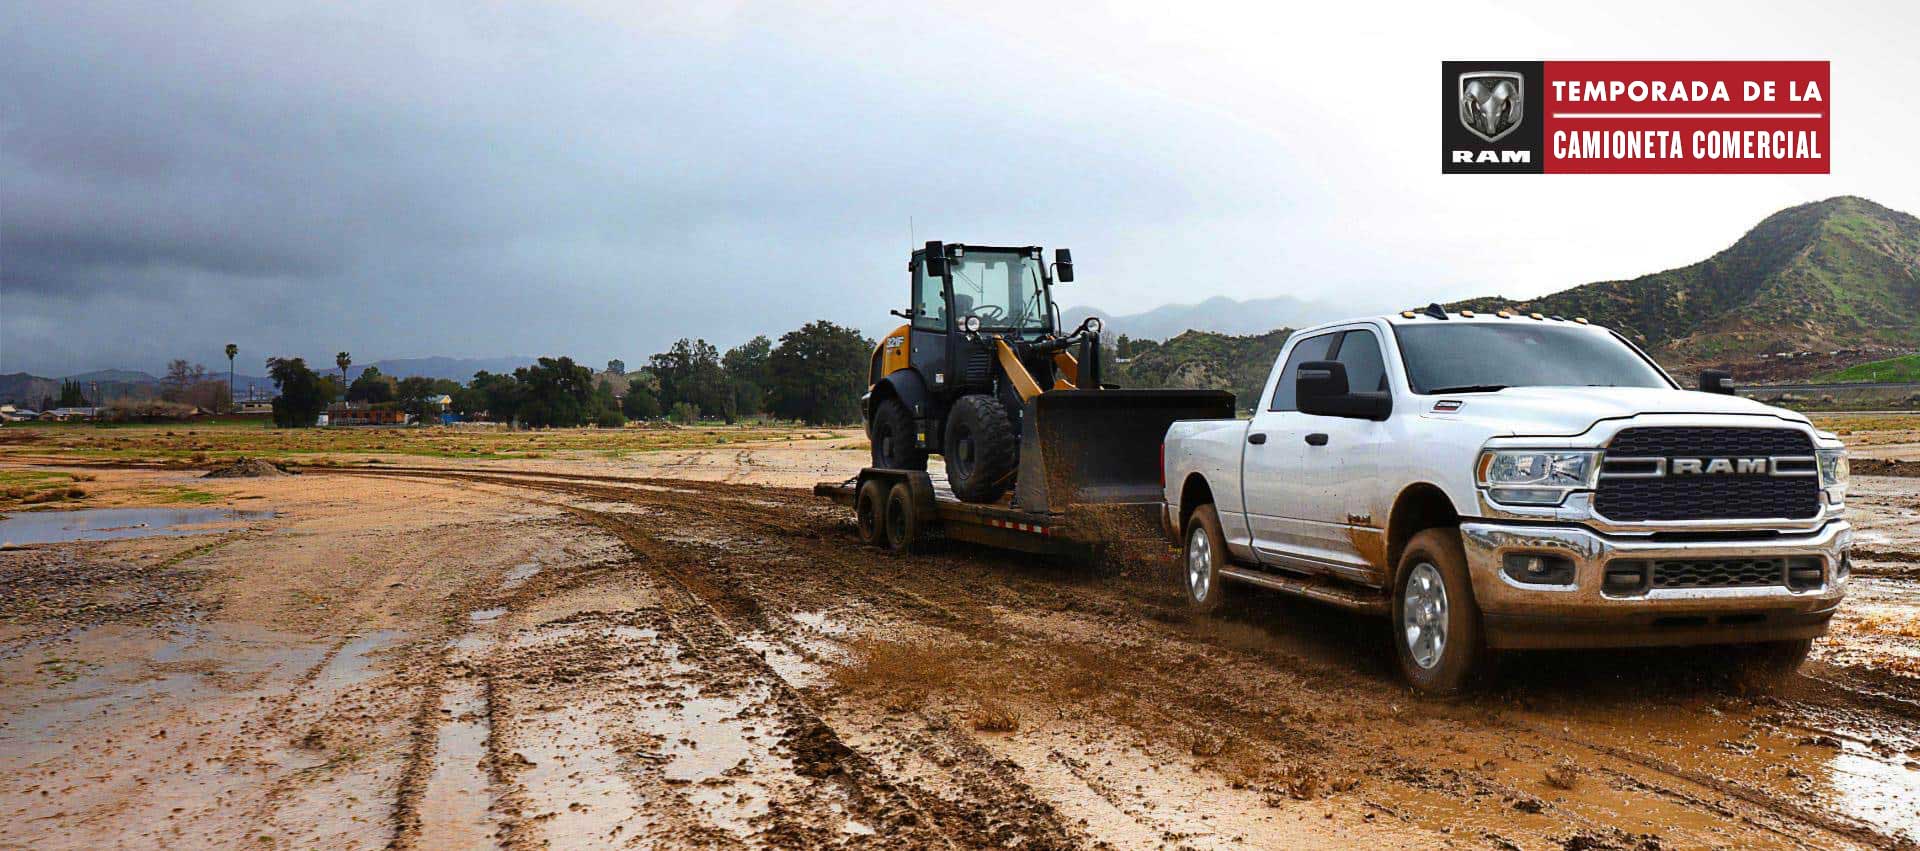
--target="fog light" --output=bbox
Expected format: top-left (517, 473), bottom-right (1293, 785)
top-left (1603, 562), bottom-right (1649, 596)
top-left (1502, 553), bottom-right (1575, 585)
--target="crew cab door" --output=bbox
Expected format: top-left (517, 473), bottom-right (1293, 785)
top-left (1240, 331), bottom-right (1335, 569)
top-left (1242, 327), bottom-right (1391, 582)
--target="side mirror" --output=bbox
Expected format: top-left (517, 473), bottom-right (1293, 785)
top-left (1697, 369), bottom-right (1735, 395)
top-left (924, 241), bottom-right (948, 278)
top-left (1296, 360), bottom-right (1392, 420)
top-left (1054, 248), bottom-right (1073, 283)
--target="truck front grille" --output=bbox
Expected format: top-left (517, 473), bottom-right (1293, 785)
top-left (1595, 427), bottom-right (1819, 522)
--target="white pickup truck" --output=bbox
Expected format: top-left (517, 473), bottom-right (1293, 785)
top-left (1160, 308), bottom-right (1851, 693)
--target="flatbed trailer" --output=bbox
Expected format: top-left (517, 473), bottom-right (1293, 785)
top-left (813, 467), bottom-right (1166, 558)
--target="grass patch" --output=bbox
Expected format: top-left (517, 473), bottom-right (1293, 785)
top-left (143, 486), bottom-right (221, 504)
top-left (1815, 353), bottom-right (1920, 383)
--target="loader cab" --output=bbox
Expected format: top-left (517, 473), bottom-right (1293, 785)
top-left (882, 243), bottom-right (1068, 395)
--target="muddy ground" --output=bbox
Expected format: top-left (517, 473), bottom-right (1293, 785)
top-left (4, 428), bottom-right (1920, 849)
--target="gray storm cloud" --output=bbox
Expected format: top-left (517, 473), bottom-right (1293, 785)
top-left (3, 1), bottom-right (1915, 376)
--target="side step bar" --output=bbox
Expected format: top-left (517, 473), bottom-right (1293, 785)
top-left (1219, 566), bottom-right (1389, 615)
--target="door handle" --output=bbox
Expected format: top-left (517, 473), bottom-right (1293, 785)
top-left (1305, 433), bottom-right (1329, 446)
top-left (1247, 432), bottom-right (1267, 445)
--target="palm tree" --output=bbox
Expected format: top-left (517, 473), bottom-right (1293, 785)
top-left (224, 343), bottom-right (238, 411)
top-left (336, 352), bottom-right (352, 396)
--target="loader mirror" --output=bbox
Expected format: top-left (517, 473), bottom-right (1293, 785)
top-left (923, 241), bottom-right (949, 277)
top-left (1697, 369), bottom-right (1736, 395)
top-left (1297, 360), bottom-right (1392, 421)
top-left (1054, 248), bottom-right (1074, 283)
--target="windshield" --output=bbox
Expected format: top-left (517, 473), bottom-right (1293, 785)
top-left (946, 251), bottom-right (1050, 332)
top-left (1394, 323), bottom-right (1672, 393)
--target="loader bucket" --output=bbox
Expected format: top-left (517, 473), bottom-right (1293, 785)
top-left (1013, 389), bottom-right (1237, 514)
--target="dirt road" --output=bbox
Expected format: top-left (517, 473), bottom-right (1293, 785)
top-left (5, 437), bottom-right (1920, 849)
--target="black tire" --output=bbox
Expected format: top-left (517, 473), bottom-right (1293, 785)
top-left (869, 397), bottom-right (927, 471)
top-left (1182, 504), bottom-right (1229, 614)
top-left (1392, 528), bottom-right (1488, 695)
top-left (855, 479), bottom-right (887, 546)
top-left (883, 482), bottom-right (923, 553)
top-left (943, 394), bottom-right (1016, 503)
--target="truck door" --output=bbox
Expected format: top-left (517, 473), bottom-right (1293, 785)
top-left (1295, 328), bottom-right (1391, 584)
top-left (1240, 331), bottom-right (1337, 570)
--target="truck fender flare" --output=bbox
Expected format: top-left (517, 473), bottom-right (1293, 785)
top-left (1384, 482), bottom-right (1462, 583)
top-left (1177, 472), bottom-right (1215, 535)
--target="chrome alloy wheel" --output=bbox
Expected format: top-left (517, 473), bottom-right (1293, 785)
top-left (1186, 525), bottom-right (1213, 602)
top-left (1402, 562), bottom-right (1449, 670)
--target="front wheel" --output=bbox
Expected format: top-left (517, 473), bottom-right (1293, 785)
top-left (1392, 528), bottom-right (1487, 695)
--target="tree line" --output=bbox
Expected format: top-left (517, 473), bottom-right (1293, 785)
top-left (264, 320), bottom-right (872, 428)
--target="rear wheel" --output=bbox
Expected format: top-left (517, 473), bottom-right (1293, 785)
top-left (944, 394), bottom-right (1016, 503)
top-left (855, 479), bottom-right (887, 546)
top-left (883, 482), bottom-right (924, 553)
top-left (1183, 504), bottom-right (1229, 614)
top-left (1393, 528), bottom-right (1487, 695)
top-left (869, 398), bottom-right (927, 471)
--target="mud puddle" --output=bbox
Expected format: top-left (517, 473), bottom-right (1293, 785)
top-left (0, 506), bottom-right (272, 546)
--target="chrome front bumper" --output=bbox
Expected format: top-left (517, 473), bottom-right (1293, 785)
top-left (1459, 520), bottom-right (1850, 649)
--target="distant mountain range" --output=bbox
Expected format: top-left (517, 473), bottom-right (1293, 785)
top-left (1062, 294), bottom-right (1379, 342)
top-left (1453, 195), bottom-right (1920, 369)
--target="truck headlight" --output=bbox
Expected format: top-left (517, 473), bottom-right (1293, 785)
top-left (1476, 450), bottom-right (1600, 506)
top-left (1817, 448), bottom-right (1848, 503)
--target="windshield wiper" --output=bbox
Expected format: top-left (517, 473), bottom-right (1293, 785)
top-left (1427, 384), bottom-right (1508, 394)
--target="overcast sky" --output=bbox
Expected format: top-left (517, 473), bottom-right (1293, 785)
top-left (3, 1), bottom-right (1917, 377)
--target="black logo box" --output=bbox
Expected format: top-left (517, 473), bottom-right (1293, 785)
top-left (1442, 60), bottom-right (1545, 174)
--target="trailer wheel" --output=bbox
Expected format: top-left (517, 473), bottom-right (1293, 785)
top-left (1183, 504), bottom-right (1229, 614)
top-left (855, 479), bottom-right (888, 546)
top-left (944, 394), bottom-right (1016, 503)
top-left (870, 398), bottom-right (927, 471)
top-left (883, 482), bottom-right (924, 554)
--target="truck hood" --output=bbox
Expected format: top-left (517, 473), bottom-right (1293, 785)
top-left (1432, 386), bottom-right (1808, 438)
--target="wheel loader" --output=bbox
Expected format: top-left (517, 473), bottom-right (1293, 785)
top-left (863, 241), bottom-right (1233, 508)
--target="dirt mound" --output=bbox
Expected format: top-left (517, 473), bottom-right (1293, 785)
top-left (202, 457), bottom-right (291, 478)
top-left (1852, 458), bottom-right (1920, 477)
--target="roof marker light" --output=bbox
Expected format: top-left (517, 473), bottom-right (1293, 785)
top-left (1529, 312), bottom-right (1544, 320)
top-left (1575, 317), bottom-right (1589, 324)
top-left (1497, 310), bottom-right (1512, 318)
top-left (1401, 310), bottom-right (1417, 319)
top-left (1460, 310), bottom-right (1476, 318)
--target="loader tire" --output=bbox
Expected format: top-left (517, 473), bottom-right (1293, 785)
top-left (944, 394), bottom-right (1016, 503)
top-left (869, 398), bottom-right (927, 471)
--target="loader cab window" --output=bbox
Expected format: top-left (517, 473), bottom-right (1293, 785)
top-left (946, 250), bottom-right (1051, 334)
top-left (912, 260), bottom-right (948, 331)
top-left (1268, 332), bottom-right (1337, 411)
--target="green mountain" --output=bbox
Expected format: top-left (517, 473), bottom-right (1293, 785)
top-left (1115, 328), bottom-right (1292, 409)
top-left (1452, 196), bottom-right (1920, 365)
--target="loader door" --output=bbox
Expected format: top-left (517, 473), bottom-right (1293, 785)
top-left (908, 258), bottom-right (953, 392)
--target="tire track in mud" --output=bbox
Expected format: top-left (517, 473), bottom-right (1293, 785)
top-left (316, 466), bottom-right (1918, 848)
top-left (355, 469), bottom-right (1085, 848)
